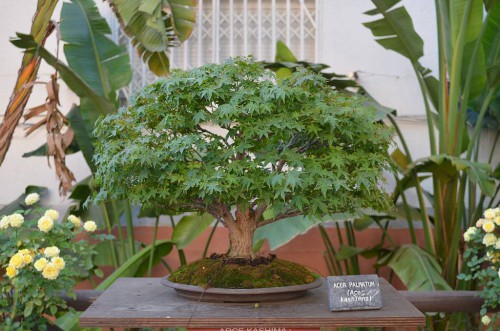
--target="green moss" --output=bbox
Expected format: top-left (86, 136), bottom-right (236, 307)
top-left (169, 258), bottom-right (316, 288)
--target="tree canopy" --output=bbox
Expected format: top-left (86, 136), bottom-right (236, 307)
top-left (94, 57), bottom-right (393, 227)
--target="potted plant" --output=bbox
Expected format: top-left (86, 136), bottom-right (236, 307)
top-left (93, 57), bottom-right (393, 295)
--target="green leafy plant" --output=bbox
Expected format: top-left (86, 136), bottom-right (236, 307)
top-left (94, 57), bottom-right (393, 265)
top-left (458, 207), bottom-right (500, 330)
top-left (0, 192), bottom-right (100, 330)
top-left (363, 0), bottom-right (499, 289)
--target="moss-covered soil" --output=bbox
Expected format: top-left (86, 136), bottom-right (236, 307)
top-left (169, 254), bottom-right (316, 289)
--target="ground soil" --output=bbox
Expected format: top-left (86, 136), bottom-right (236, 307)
top-left (168, 253), bottom-right (317, 288)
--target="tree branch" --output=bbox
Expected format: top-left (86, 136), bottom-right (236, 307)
top-left (253, 202), bottom-right (267, 222)
top-left (256, 210), bottom-right (303, 228)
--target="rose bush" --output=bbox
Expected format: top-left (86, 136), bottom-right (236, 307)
top-left (0, 192), bottom-right (102, 330)
top-left (459, 207), bottom-right (500, 330)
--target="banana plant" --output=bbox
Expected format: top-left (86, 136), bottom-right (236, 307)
top-left (108, 0), bottom-right (197, 75)
top-left (363, 0), bottom-right (499, 295)
top-left (0, 0), bottom-right (58, 166)
top-left (0, 0), bottom-right (197, 169)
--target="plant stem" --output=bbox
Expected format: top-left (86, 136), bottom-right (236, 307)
top-left (147, 215), bottom-right (160, 276)
top-left (387, 115), bottom-right (417, 244)
top-left (466, 89), bottom-right (496, 159)
top-left (412, 64), bottom-right (437, 155)
top-left (202, 219), bottom-right (219, 258)
top-left (414, 175), bottom-right (436, 255)
top-left (447, 0), bottom-right (472, 153)
top-left (124, 201), bottom-right (136, 255)
top-left (101, 203), bottom-right (118, 268)
top-left (454, 8), bottom-right (490, 156)
top-left (111, 200), bottom-right (127, 261)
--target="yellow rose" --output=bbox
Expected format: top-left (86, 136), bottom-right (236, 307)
top-left (23, 254), bottom-right (33, 264)
top-left (24, 193), bottom-right (40, 206)
top-left (8, 213), bottom-right (24, 228)
top-left (6, 266), bottom-right (18, 278)
top-left (482, 220), bottom-right (495, 233)
top-left (481, 315), bottom-right (490, 325)
top-left (51, 257), bottom-right (65, 270)
top-left (494, 216), bottom-right (500, 226)
top-left (484, 209), bottom-right (495, 219)
top-left (83, 220), bottom-right (97, 232)
top-left (44, 209), bottom-right (59, 221)
top-left (19, 249), bottom-right (30, 255)
top-left (42, 263), bottom-right (60, 280)
top-left (9, 253), bottom-right (25, 268)
top-left (0, 216), bottom-right (9, 230)
top-left (483, 233), bottom-right (497, 246)
top-left (34, 257), bottom-right (48, 272)
top-left (38, 216), bottom-right (54, 232)
top-left (476, 218), bottom-right (484, 228)
top-left (44, 246), bottom-right (60, 258)
top-left (67, 215), bottom-right (81, 227)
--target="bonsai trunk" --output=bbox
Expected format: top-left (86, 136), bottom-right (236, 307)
top-left (226, 209), bottom-right (256, 258)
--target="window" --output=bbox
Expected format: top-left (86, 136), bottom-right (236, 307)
top-left (110, 0), bottom-right (319, 97)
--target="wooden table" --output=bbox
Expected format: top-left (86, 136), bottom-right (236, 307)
top-left (79, 277), bottom-right (425, 329)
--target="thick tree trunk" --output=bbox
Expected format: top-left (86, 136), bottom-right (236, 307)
top-left (227, 209), bottom-right (256, 258)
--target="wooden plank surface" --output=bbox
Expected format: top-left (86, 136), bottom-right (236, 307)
top-left (79, 278), bottom-right (425, 328)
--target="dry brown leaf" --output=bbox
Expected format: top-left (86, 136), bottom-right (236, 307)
top-left (22, 75), bottom-right (76, 194)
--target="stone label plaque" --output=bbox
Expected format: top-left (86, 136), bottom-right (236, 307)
top-left (327, 274), bottom-right (382, 311)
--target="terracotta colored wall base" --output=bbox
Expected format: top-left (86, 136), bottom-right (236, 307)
top-left (76, 225), bottom-right (425, 292)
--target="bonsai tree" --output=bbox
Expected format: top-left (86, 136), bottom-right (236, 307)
top-left (94, 57), bottom-right (393, 260)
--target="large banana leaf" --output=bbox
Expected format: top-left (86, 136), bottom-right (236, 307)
top-left (108, 0), bottom-right (197, 75)
top-left (171, 213), bottom-right (214, 249)
top-left (483, 2), bottom-right (500, 88)
top-left (0, 0), bottom-right (57, 166)
top-left (386, 244), bottom-right (452, 291)
top-left (61, 0), bottom-right (132, 99)
top-left (363, 0), bottom-right (424, 64)
top-left (406, 154), bottom-right (495, 196)
top-left (11, 33), bottom-right (114, 116)
top-left (66, 105), bottom-right (96, 171)
top-left (451, 0), bottom-right (487, 99)
top-left (254, 213), bottom-right (354, 250)
top-left (97, 240), bottom-right (173, 289)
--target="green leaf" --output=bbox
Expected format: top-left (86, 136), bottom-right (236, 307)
top-left (391, 148), bottom-right (409, 170)
top-left (255, 213), bottom-right (354, 250)
top-left (136, 240), bottom-right (174, 276)
top-left (253, 238), bottom-right (265, 253)
top-left (483, 2), bottom-right (500, 88)
top-left (94, 268), bottom-right (104, 278)
top-left (22, 138), bottom-right (81, 158)
top-left (55, 311), bottom-right (82, 331)
top-left (96, 240), bottom-right (173, 290)
top-left (335, 245), bottom-right (365, 261)
top-left (11, 33), bottom-right (115, 115)
top-left (108, 0), bottom-right (196, 75)
top-left (61, 0), bottom-right (131, 98)
top-left (275, 40), bottom-right (298, 62)
top-left (171, 213), bottom-right (214, 249)
top-left (24, 301), bottom-right (34, 317)
top-left (387, 244), bottom-right (452, 291)
top-left (353, 216), bottom-right (374, 231)
top-left (0, 186), bottom-right (47, 216)
top-left (66, 105), bottom-right (96, 171)
top-left (408, 154), bottom-right (495, 196)
top-left (363, 0), bottom-right (424, 63)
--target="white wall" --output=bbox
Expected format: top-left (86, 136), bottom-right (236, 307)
top-left (0, 1), bottom-right (89, 211)
top-left (0, 0), bottom-right (497, 211)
